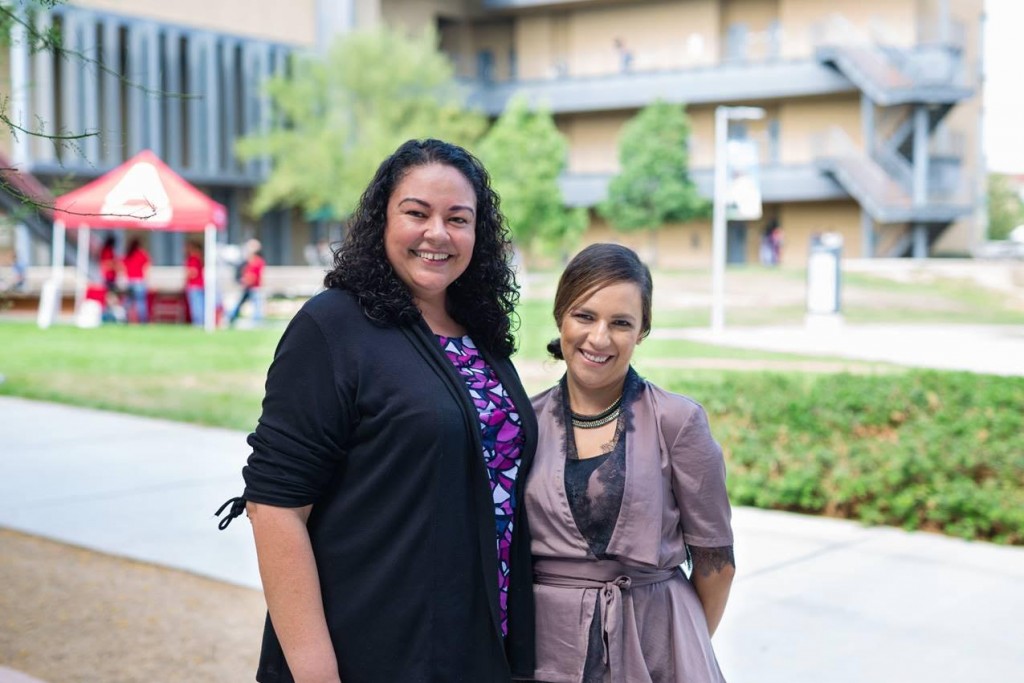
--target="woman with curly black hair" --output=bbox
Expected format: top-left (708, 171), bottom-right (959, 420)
top-left (218, 139), bottom-right (538, 683)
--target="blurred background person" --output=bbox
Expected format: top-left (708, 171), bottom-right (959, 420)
top-left (98, 235), bottom-right (119, 292)
top-left (122, 238), bottom-right (150, 324)
top-left (184, 240), bottom-right (204, 327)
top-left (229, 238), bottom-right (265, 327)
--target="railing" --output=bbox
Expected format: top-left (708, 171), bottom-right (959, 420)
top-left (816, 126), bottom-right (973, 209)
top-left (471, 12), bottom-right (964, 85)
top-left (873, 142), bottom-right (914, 190)
top-left (916, 17), bottom-right (967, 48)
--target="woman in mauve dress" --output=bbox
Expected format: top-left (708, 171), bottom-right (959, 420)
top-left (524, 243), bottom-right (735, 683)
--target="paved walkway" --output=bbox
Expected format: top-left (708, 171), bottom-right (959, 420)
top-left (664, 322), bottom-right (1024, 376)
top-left (2, 395), bottom-right (1022, 682)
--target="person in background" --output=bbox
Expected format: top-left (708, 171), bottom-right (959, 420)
top-left (99, 235), bottom-right (119, 292)
top-left (184, 240), bottom-right (204, 327)
top-left (613, 37), bottom-right (634, 72)
top-left (525, 243), bottom-right (735, 683)
top-left (769, 220), bottom-right (784, 266)
top-left (122, 238), bottom-right (150, 324)
top-left (229, 238), bottom-right (265, 326)
top-left (216, 138), bottom-right (538, 683)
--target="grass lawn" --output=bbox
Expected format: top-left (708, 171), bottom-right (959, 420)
top-left (0, 323), bottom-right (283, 429)
top-left (3, 264), bottom-right (1017, 428)
top-left (1, 298), bottom-right (887, 430)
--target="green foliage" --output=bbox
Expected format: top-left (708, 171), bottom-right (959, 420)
top-left (987, 173), bottom-right (1024, 241)
top-left (476, 96), bottom-right (587, 255)
top-left (4, 310), bottom-right (1022, 546)
top-left (599, 100), bottom-right (708, 235)
top-left (236, 26), bottom-right (486, 220)
top-left (669, 371), bottom-right (1024, 545)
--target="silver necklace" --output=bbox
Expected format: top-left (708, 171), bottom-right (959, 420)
top-left (570, 395), bottom-right (623, 429)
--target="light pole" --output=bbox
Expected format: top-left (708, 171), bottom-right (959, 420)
top-left (711, 105), bottom-right (765, 334)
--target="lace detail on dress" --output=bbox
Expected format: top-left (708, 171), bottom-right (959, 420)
top-left (556, 368), bottom-right (645, 559)
top-left (687, 545), bottom-right (736, 577)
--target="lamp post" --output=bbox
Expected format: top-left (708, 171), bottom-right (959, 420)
top-left (711, 105), bottom-right (765, 334)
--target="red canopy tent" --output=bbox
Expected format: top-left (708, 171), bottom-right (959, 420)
top-left (43, 150), bottom-right (227, 331)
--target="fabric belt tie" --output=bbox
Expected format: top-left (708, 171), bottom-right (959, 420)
top-left (214, 496), bottom-right (247, 530)
top-left (533, 559), bottom-right (679, 672)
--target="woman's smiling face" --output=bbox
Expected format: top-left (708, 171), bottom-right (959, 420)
top-left (383, 163), bottom-right (477, 308)
top-left (559, 280), bottom-right (644, 400)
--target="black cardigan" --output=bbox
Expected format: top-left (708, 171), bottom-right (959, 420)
top-left (238, 288), bottom-right (537, 682)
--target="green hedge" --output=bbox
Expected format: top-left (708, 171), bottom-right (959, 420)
top-left (663, 371), bottom-right (1024, 545)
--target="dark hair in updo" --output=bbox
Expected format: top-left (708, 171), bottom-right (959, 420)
top-left (324, 138), bottom-right (519, 357)
top-left (546, 243), bottom-right (653, 360)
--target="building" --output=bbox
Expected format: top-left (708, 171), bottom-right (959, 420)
top-left (439, 0), bottom-right (985, 266)
top-left (3, 0), bottom-right (985, 271)
top-left (1, 0), bottom-right (332, 269)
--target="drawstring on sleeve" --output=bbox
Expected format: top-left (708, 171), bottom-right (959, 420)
top-left (215, 496), bottom-right (247, 530)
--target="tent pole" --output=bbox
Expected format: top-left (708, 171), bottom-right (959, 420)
top-left (51, 220), bottom-right (66, 280)
top-left (74, 225), bottom-right (90, 318)
top-left (203, 223), bottom-right (216, 332)
top-left (38, 220), bottom-right (66, 329)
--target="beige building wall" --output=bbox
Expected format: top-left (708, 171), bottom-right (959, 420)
top-left (382, 0), bottom-right (474, 33)
top-left (513, 14), bottom-right (563, 80)
top-left (474, 21), bottom-right (517, 82)
top-left (513, 1), bottom-right (719, 80)
top-left (585, 204), bottom-right (862, 268)
top-left (72, 0), bottom-right (318, 45)
top-left (778, 0), bottom-right (916, 58)
top-left (720, 0), bottom-right (781, 62)
top-left (687, 107), bottom-right (716, 169)
top-left (778, 201), bottom-right (862, 263)
top-left (932, 0), bottom-right (986, 252)
top-left (582, 214), bottom-right (716, 269)
top-left (566, 1), bottom-right (719, 76)
top-left (777, 95), bottom-right (863, 164)
top-left (557, 112), bottom-right (630, 174)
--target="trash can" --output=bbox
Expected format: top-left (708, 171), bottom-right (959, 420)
top-left (807, 232), bottom-right (842, 317)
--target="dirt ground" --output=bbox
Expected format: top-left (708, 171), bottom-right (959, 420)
top-left (0, 528), bottom-right (266, 683)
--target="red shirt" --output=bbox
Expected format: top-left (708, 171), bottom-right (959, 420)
top-left (185, 253), bottom-right (204, 288)
top-left (123, 249), bottom-right (150, 280)
top-left (241, 255), bottom-right (265, 288)
top-left (99, 245), bottom-right (117, 282)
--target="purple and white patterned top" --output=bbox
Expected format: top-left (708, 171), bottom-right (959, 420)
top-left (438, 334), bottom-right (525, 637)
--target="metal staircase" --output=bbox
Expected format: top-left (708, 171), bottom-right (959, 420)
top-left (817, 128), bottom-right (971, 222)
top-left (809, 13), bottom-right (975, 257)
top-left (816, 44), bottom-right (971, 107)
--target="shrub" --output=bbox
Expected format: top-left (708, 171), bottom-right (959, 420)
top-left (664, 371), bottom-right (1024, 545)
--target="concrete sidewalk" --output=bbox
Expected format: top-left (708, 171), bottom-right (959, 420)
top-left (664, 322), bottom-right (1024, 376)
top-left (2, 395), bottom-right (1023, 682)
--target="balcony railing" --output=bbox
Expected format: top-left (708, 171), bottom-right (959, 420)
top-left (465, 12), bottom-right (965, 85)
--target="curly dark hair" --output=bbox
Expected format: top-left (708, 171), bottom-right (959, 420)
top-left (324, 138), bottom-right (519, 357)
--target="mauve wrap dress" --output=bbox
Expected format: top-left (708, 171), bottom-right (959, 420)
top-left (525, 372), bottom-right (733, 683)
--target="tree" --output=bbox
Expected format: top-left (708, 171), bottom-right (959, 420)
top-left (986, 173), bottom-right (1024, 241)
top-left (1, 1), bottom-right (95, 208)
top-left (476, 96), bottom-right (586, 257)
top-left (599, 100), bottom-right (708, 259)
top-left (236, 26), bottom-right (486, 221)
top-left (2, 0), bottom-right (166, 217)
